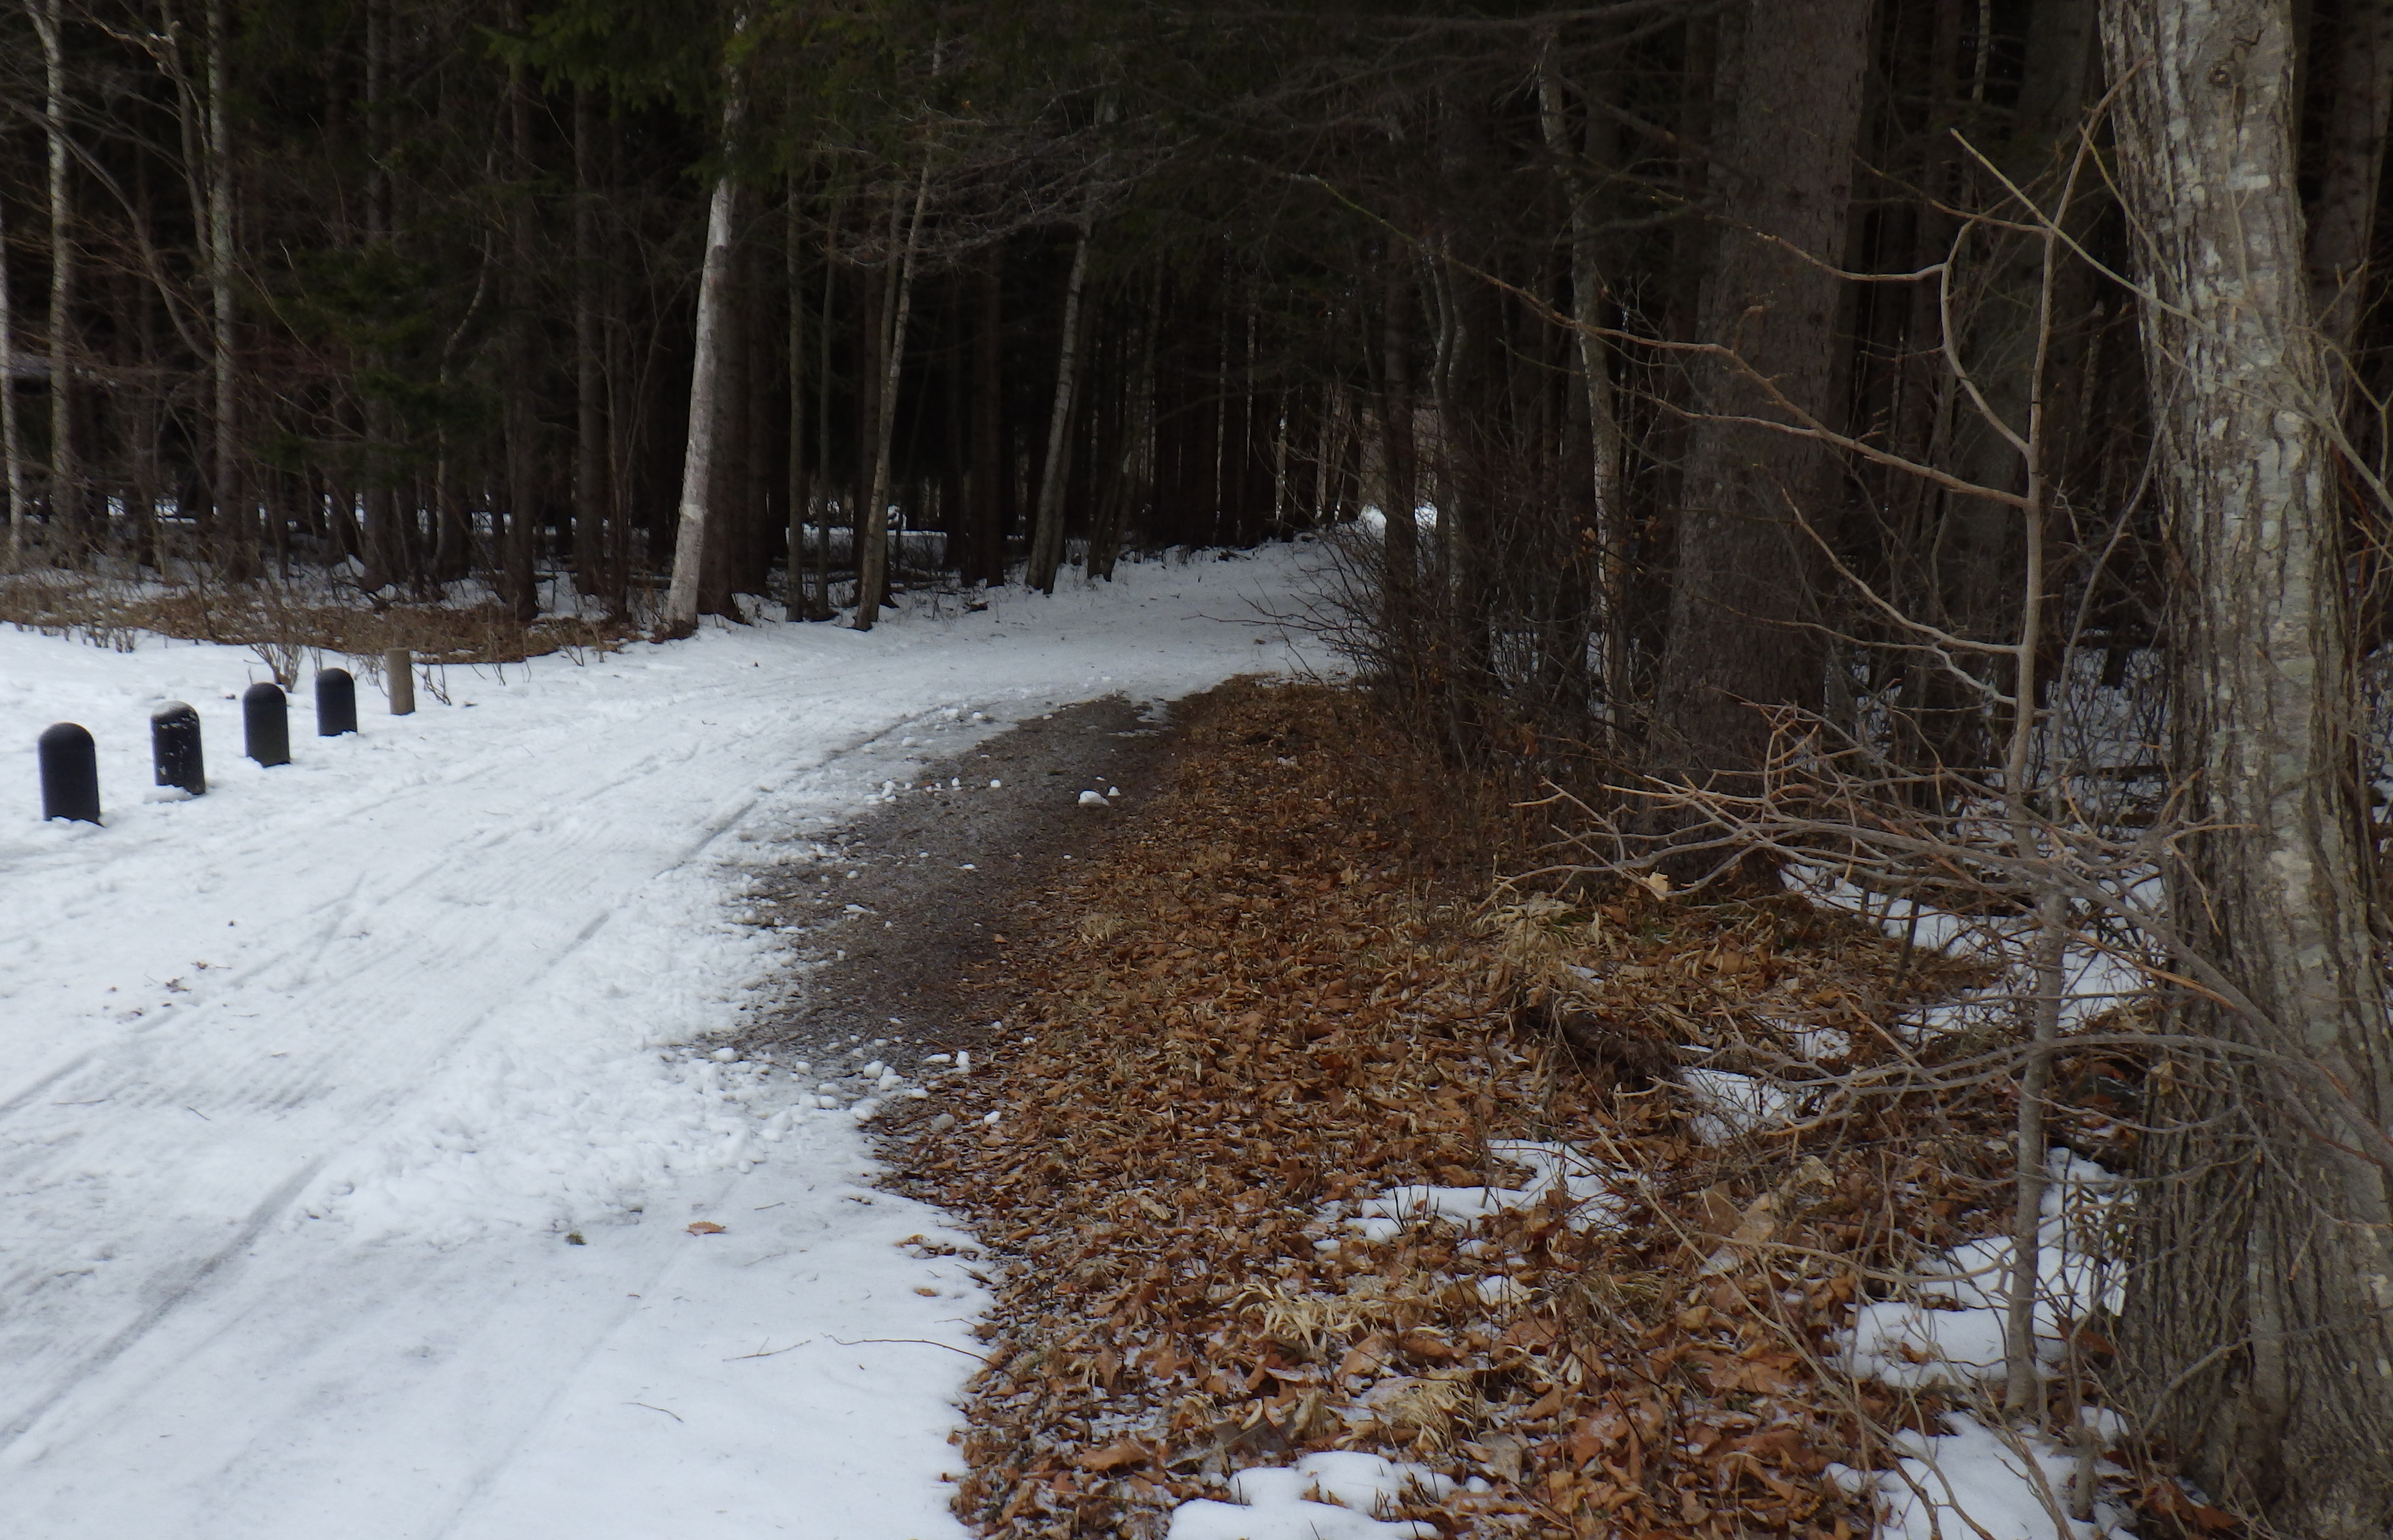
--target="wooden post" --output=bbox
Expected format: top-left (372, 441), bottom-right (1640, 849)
top-left (385, 648), bottom-right (415, 715)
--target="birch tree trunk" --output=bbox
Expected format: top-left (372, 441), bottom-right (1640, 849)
top-left (663, 18), bottom-right (751, 631)
top-left (1025, 223), bottom-right (1092, 595)
top-left (31, 0), bottom-right (76, 556)
top-left (2106, 2), bottom-right (2393, 1531)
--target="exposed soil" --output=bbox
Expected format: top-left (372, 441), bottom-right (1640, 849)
top-left (735, 693), bottom-right (1184, 1082)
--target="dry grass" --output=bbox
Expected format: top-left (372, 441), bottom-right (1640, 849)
top-left (0, 571), bottom-right (635, 680)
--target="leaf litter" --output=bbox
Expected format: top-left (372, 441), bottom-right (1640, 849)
top-left (884, 680), bottom-right (2148, 1540)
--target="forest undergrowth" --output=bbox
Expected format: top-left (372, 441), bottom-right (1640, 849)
top-left (890, 681), bottom-right (2186, 1539)
top-left (0, 567), bottom-right (637, 678)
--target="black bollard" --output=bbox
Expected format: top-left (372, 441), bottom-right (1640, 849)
top-left (316, 667), bottom-right (358, 737)
top-left (151, 702), bottom-right (206, 795)
top-left (244, 682), bottom-right (291, 767)
top-left (38, 723), bottom-right (101, 824)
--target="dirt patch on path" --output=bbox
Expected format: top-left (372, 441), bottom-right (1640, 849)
top-left (736, 693), bottom-right (1185, 1087)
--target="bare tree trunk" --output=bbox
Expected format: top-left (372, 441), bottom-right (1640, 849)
top-left (501, 13), bottom-right (541, 621)
top-left (2106, 2), bottom-right (2393, 1532)
top-left (573, 84), bottom-right (605, 602)
top-left (31, 0), bottom-right (77, 558)
top-left (1645, 0), bottom-right (1873, 780)
top-left (2306, 0), bottom-right (2393, 399)
top-left (1, 163), bottom-right (25, 567)
top-left (360, 0), bottom-right (400, 592)
top-left (206, 0), bottom-right (244, 581)
top-left (1378, 270), bottom-right (1419, 618)
top-left (853, 162), bottom-right (929, 630)
top-left (663, 16), bottom-right (751, 630)
top-left (970, 253), bottom-right (1005, 586)
top-left (1026, 224), bottom-right (1093, 595)
top-left (813, 201), bottom-right (839, 611)
top-left (783, 174), bottom-right (808, 620)
top-left (1536, 38), bottom-right (1629, 737)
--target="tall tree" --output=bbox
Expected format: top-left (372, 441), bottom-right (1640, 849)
top-left (2107, 2), bottom-right (2393, 1533)
top-left (30, 0), bottom-right (74, 552)
top-left (1645, 0), bottom-right (1875, 782)
top-left (664, 14), bottom-right (750, 630)
top-left (1, 140), bottom-right (24, 565)
top-left (206, 0), bottom-right (243, 577)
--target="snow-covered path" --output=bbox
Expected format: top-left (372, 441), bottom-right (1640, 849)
top-left (0, 550), bottom-right (1320, 1538)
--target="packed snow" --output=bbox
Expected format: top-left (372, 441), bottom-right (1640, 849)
top-left (0, 549), bottom-right (1323, 1539)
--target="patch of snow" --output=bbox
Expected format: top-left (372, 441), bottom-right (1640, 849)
top-left (1341, 1140), bottom-right (1621, 1240)
top-left (1839, 1412), bottom-right (2130, 1540)
top-left (1839, 1150), bottom-right (2121, 1388)
top-left (1169, 1451), bottom-right (1451, 1539)
top-left (1679, 1067), bottom-right (1793, 1143)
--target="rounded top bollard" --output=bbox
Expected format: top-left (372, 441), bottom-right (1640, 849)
top-left (38, 722), bottom-right (101, 824)
top-left (316, 667), bottom-right (358, 737)
top-left (244, 681), bottom-right (292, 767)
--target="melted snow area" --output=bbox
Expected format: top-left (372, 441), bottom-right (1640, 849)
top-left (1787, 854), bottom-right (2139, 1540)
top-left (0, 549), bottom-right (1321, 1539)
top-left (1828, 1149), bottom-right (2133, 1540)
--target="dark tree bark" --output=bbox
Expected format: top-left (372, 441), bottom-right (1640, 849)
top-left (2305, 0), bottom-right (2393, 397)
top-left (501, 19), bottom-right (542, 621)
top-left (1645, 0), bottom-right (1875, 780)
top-left (965, 257), bottom-right (1005, 587)
top-left (574, 85), bottom-right (607, 602)
top-left (1026, 224), bottom-right (1093, 593)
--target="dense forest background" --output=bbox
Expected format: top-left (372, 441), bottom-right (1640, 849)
top-left (7, 1), bottom-right (2393, 1534)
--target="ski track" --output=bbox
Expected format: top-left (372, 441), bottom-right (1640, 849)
top-left (0, 551), bottom-right (1322, 1538)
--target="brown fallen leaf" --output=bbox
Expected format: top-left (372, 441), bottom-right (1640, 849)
top-left (1079, 1440), bottom-right (1152, 1472)
top-left (1398, 1327), bottom-right (1460, 1361)
top-left (1337, 1332), bottom-right (1396, 1387)
top-left (687, 1220), bottom-right (726, 1235)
